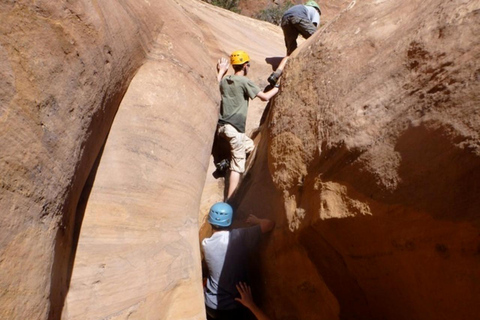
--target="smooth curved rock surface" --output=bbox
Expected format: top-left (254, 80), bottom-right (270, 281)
top-left (1, 0), bottom-right (285, 319)
top-left (1, 0), bottom-right (163, 318)
top-left (62, 2), bottom-right (286, 319)
top-left (3, 0), bottom-right (479, 319)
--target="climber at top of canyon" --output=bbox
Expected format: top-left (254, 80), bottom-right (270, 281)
top-left (216, 50), bottom-right (279, 200)
top-left (267, 0), bottom-right (322, 88)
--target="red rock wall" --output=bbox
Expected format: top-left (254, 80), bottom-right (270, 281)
top-left (231, 0), bottom-right (480, 319)
top-left (61, 1), bottom-right (222, 318)
top-left (3, 0), bottom-right (479, 319)
top-left (1, 1), bottom-right (162, 318)
top-left (0, 0), bottom-right (222, 318)
top-left (1, 0), bottom-right (286, 319)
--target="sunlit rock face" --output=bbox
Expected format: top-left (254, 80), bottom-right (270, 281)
top-left (62, 2), bottom-right (286, 319)
top-left (1, 0), bottom-right (285, 319)
top-left (231, 0), bottom-right (480, 319)
top-left (61, 2), bottom-right (220, 319)
top-left (1, 1), bottom-right (163, 318)
top-left (3, 0), bottom-right (479, 319)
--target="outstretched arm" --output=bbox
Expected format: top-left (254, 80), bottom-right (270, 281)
top-left (256, 87), bottom-right (279, 101)
top-left (247, 214), bottom-right (275, 233)
top-left (217, 57), bottom-right (230, 83)
top-left (235, 282), bottom-right (271, 320)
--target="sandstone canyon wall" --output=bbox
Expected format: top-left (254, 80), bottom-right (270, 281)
top-left (229, 0), bottom-right (480, 319)
top-left (1, 0), bottom-right (284, 319)
top-left (62, 2), bottom-right (285, 320)
top-left (1, 1), bottom-right (163, 318)
top-left (2, 0), bottom-right (480, 319)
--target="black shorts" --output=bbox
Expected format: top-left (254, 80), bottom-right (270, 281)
top-left (206, 305), bottom-right (249, 320)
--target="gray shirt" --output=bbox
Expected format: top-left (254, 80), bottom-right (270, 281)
top-left (202, 225), bottom-right (262, 310)
top-left (283, 4), bottom-right (320, 26)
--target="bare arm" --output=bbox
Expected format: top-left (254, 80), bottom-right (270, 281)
top-left (256, 87), bottom-right (279, 101)
top-left (235, 283), bottom-right (271, 320)
top-left (217, 57), bottom-right (230, 83)
top-left (247, 214), bottom-right (275, 233)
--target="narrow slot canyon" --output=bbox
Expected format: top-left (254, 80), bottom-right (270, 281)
top-left (1, 0), bottom-right (480, 320)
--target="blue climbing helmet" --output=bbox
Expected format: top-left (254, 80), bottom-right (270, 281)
top-left (208, 202), bottom-right (233, 227)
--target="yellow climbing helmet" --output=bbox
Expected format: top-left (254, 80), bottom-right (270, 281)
top-left (305, 0), bottom-right (321, 14)
top-left (230, 50), bottom-right (250, 65)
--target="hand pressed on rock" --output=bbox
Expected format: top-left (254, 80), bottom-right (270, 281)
top-left (246, 214), bottom-right (260, 225)
top-left (247, 214), bottom-right (275, 233)
top-left (235, 282), bottom-right (255, 309)
top-left (217, 57), bottom-right (230, 72)
top-left (235, 282), bottom-right (271, 320)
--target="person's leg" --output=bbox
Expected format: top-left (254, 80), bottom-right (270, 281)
top-left (206, 305), bottom-right (218, 319)
top-left (295, 18), bottom-right (317, 40)
top-left (206, 307), bottom-right (247, 320)
top-left (282, 21), bottom-right (299, 56)
top-left (267, 17), bottom-right (297, 86)
top-left (227, 170), bottom-right (240, 200)
top-left (218, 124), bottom-right (247, 200)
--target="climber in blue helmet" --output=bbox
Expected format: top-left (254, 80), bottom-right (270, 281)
top-left (202, 202), bottom-right (275, 320)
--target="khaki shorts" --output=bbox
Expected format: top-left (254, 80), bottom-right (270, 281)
top-left (217, 124), bottom-right (254, 173)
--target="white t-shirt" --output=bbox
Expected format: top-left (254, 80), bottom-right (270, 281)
top-left (305, 5), bottom-right (321, 26)
top-left (202, 226), bottom-right (262, 310)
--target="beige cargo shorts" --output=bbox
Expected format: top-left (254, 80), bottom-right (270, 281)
top-left (217, 124), bottom-right (254, 173)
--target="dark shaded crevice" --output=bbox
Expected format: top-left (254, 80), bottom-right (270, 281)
top-left (47, 84), bottom-right (131, 320)
top-left (67, 143), bottom-right (105, 286)
top-left (298, 226), bottom-right (373, 320)
top-left (47, 149), bottom-right (102, 320)
top-left (47, 143), bottom-right (104, 319)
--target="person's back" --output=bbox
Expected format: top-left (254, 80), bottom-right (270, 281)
top-left (280, 1), bottom-right (321, 55)
top-left (202, 202), bottom-right (275, 320)
top-left (218, 74), bottom-right (259, 134)
top-left (203, 225), bottom-right (261, 310)
top-left (283, 4), bottom-right (318, 23)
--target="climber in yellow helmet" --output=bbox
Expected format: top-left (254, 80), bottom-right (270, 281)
top-left (267, 1), bottom-right (322, 86)
top-left (216, 50), bottom-right (279, 200)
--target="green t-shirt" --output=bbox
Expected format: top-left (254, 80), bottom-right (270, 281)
top-left (218, 75), bottom-right (260, 133)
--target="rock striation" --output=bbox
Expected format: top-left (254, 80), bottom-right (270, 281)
top-left (1, 1), bottom-right (163, 318)
top-left (1, 0), bottom-right (284, 319)
top-left (2, 0), bottom-right (479, 319)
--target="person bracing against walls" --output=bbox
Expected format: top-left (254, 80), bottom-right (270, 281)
top-left (267, 0), bottom-right (322, 86)
top-left (236, 282), bottom-right (272, 320)
top-left (216, 51), bottom-right (279, 200)
top-left (202, 202), bottom-right (275, 320)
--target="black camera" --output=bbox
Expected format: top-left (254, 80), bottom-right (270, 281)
top-left (215, 159), bottom-right (230, 172)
